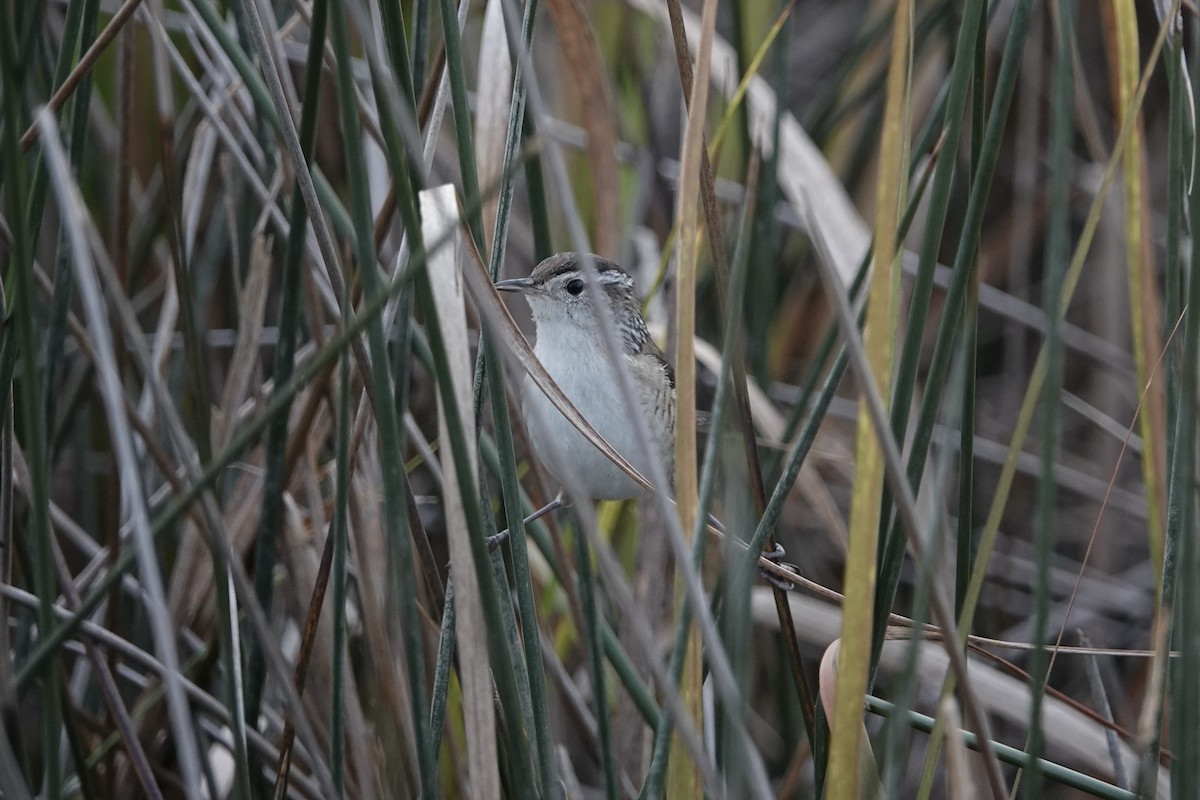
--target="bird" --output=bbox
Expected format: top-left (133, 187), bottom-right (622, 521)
top-left (496, 252), bottom-right (676, 500)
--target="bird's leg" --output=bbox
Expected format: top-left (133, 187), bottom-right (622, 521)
top-left (486, 491), bottom-right (566, 551)
top-left (758, 543), bottom-right (799, 591)
top-left (705, 513), bottom-right (798, 591)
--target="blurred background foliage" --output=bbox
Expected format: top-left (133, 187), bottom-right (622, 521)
top-left (0, 0), bottom-right (1196, 797)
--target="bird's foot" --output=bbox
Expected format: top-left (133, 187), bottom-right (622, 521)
top-left (758, 543), bottom-right (799, 591)
top-left (486, 491), bottom-right (566, 552)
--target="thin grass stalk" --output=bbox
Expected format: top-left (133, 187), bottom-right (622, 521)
top-left (411, 244), bottom-right (539, 799)
top-left (521, 114), bottom-right (553, 260)
top-left (22, 0), bottom-right (92, 241)
top-left (489, 0), bottom-right (539, 276)
top-left (883, 354), bottom-right (969, 799)
top-left (1079, 631), bottom-right (1129, 790)
top-left (1150, 21), bottom-right (1190, 791)
top-left (641, 162), bottom-right (758, 799)
top-left (25, 0), bottom-right (101, 471)
top-left (0, 25), bottom-right (63, 794)
top-left (870, 0), bottom-right (984, 674)
top-left (733, 136), bottom-right (955, 583)
top-left (146, 7), bottom-right (213, 473)
top-left (868, 696), bottom-right (1138, 800)
top-left (725, 0), bottom-right (750, 172)
top-left (1163, 32), bottom-right (1186, 523)
top-left (764, 140), bottom-right (940, 487)
top-left (667, 0), bottom-right (719, 790)
top-left (868, 0), bottom-right (1036, 671)
top-left (246, 0), bottom-right (328, 738)
top-left (0, 285), bottom-right (12, 713)
top-left (27, 195), bottom-right (343, 800)
top-left (210, 538), bottom-right (253, 797)
top-left (1026, 3), bottom-right (1074, 789)
top-left (483, 500), bottom-right (536, 778)
top-left (570, 513), bottom-right (618, 800)
top-left (955, 0), bottom-right (986, 620)
top-left (10, 213), bottom-right (464, 695)
top-left (42, 0), bottom-right (100, 449)
top-left (662, 0), bottom-right (815, 741)
top-left (411, 0), bottom-right (429, 88)
top-left (359, 51), bottom-right (429, 247)
top-left (188, 0), bottom-right (355, 241)
top-left (475, 437), bottom-right (661, 727)
top-left (701, 160), bottom-right (758, 796)
top-left (932, 2), bottom-right (1177, 787)
top-left (483, 341), bottom-right (556, 795)
top-left (472, 4), bottom-right (556, 785)
top-left (825, 0), bottom-right (910, 792)
top-left (36, 111), bottom-right (209, 800)
top-left (955, 310), bottom-right (978, 618)
top-left (1154, 15), bottom-right (1200, 798)
top-left (326, 0), bottom-right (438, 790)
top-left (17, 0), bottom-right (143, 155)
top-left (958, 0), bottom-right (1176, 653)
top-left (744, 26), bottom-right (784, 387)
top-left (377, 0), bottom-right (418, 106)
top-left (881, 0), bottom-right (983, 461)
top-left (1111, 0), bottom-right (1167, 584)
top-left (436, 0), bottom-right (485, 248)
top-left (331, 292), bottom-right (352, 797)
top-left (271, 529), bottom-right (338, 799)
top-left (48, 543), bottom-right (165, 798)
top-left (880, 0), bottom-right (1033, 636)
top-left (429, 579), bottom-right (457, 763)
top-left (807, 198), bottom-right (1009, 800)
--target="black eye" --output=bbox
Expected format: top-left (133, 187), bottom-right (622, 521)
top-left (566, 278), bottom-right (584, 296)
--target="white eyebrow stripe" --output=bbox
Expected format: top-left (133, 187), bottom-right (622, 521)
top-left (598, 269), bottom-right (634, 288)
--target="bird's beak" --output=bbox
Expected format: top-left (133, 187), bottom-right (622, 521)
top-left (495, 277), bottom-right (537, 294)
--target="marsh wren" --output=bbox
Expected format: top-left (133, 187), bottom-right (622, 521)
top-left (496, 252), bottom-right (676, 500)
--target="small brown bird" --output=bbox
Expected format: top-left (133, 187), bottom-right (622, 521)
top-left (496, 253), bottom-right (675, 499)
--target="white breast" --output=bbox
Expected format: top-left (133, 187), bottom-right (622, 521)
top-left (522, 333), bottom-right (667, 500)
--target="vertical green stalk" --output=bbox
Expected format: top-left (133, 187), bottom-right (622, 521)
top-left (1026, 5), bottom-right (1072, 793)
top-left (521, 112), bottom-right (553, 259)
top-left (22, 0), bottom-right (93, 245)
top-left (41, 0), bottom-right (100, 445)
top-left (1158, 17), bottom-right (1200, 799)
top-left (872, 0), bottom-right (1034, 681)
top-left (411, 0), bottom-right (429, 90)
top-left (641, 183), bottom-right (756, 799)
top-left (377, 0), bottom-right (418, 107)
top-left (326, 0), bottom-right (436, 792)
top-left (483, 351), bottom-right (555, 795)
top-left (486, 0), bottom-right (540, 275)
top-left (475, 1), bottom-right (554, 792)
top-left (246, 0), bottom-right (328, 736)
top-left (1163, 32), bottom-right (1186, 549)
top-left (703, 185), bottom-right (757, 797)
top-left (871, 0), bottom-right (985, 666)
top-left (571, 516), bottom-right (618, 800)
top-left (955, 0), bottom-right (986, 619)
top-left (436, 0), bottom-right (484, 249)
top-left (0, 13), bottom-right (61, 796)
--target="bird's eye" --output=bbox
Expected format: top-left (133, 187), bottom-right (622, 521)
top-left (566, 278), bottom-right (585, 296)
